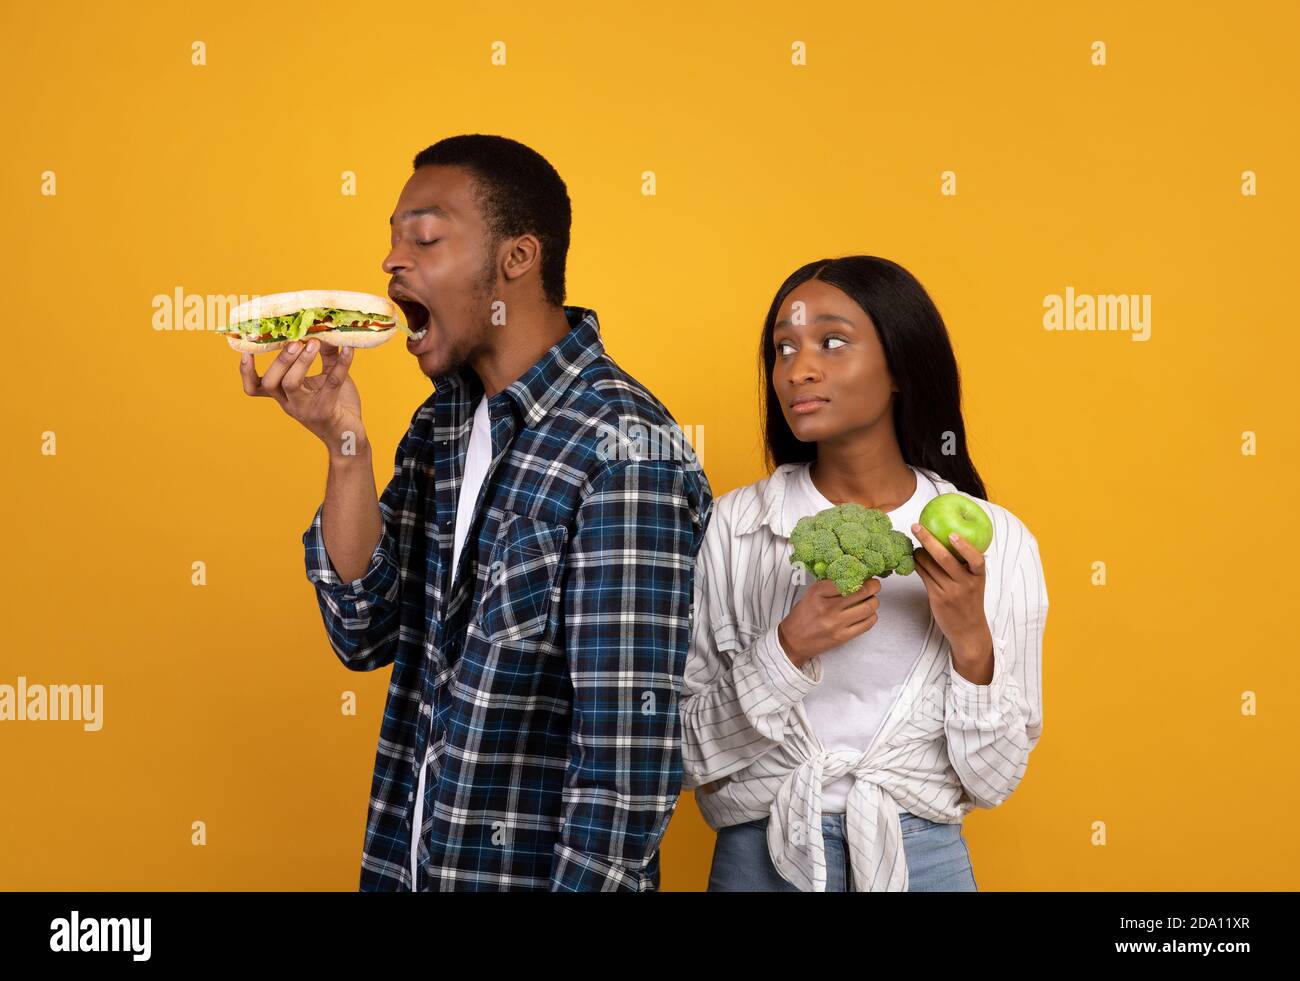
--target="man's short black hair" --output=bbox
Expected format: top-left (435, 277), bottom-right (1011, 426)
top-left (412, 135), bottom-right (571, 307)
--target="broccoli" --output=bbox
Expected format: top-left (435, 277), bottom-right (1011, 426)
top-left (788, 502), bottom-right (917, 595)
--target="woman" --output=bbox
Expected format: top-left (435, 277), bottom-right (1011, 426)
top-left (680, 256), bottom-right (1048, 892)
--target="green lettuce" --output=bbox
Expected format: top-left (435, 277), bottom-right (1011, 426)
top-left (219, 307), bottom-right (394, 341)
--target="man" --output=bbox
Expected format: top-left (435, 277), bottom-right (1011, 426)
top-left (238, 134), bottom-right (712, 891)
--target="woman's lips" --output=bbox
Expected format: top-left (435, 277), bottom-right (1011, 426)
top-left (791, 398), bottom-right (828, 415)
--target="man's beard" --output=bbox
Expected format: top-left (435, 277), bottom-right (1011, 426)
top-left (472, 245), bottom-right (499, 308)
top-left (427, 252), bottom-right (500, 380)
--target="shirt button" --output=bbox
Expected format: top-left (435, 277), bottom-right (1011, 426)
top-left (407, 791), bottom-right (413, 803)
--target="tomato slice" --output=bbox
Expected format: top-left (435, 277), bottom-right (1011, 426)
top-left (305, 319), bottom-right (389, 332)
top-left (243, 318), bottom-right (392, 343)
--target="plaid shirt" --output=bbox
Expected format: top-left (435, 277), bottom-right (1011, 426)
top-left (302, 306), bottom-right (713, 891)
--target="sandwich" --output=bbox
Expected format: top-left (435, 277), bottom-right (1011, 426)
top-left (219, 290), bottom-right (400, 353)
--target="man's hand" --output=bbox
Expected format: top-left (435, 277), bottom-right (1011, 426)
top-left (239, 339), bottom-right (367, 453)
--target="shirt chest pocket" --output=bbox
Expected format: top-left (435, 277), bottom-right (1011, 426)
top-left (471, 511), bottom-right (569, 647)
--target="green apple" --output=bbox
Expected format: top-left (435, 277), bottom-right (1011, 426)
top-left (918, 493), bottom-right (993, 562)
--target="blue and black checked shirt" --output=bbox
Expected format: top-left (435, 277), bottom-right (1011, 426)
top-left (302, 306), bottom-right (713, 891)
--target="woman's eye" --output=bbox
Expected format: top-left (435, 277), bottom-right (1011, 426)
top-left (825, 336), bottom-right (847, 350)
top-left (776, 340), bottom-right (794, 356)
top-left (417, 238), bottom-right (440, 246)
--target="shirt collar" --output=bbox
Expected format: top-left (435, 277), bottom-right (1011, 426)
top-left (433, 305), bottom-right (605, 427)
top-left (734, 462), bottom-right (957, 539)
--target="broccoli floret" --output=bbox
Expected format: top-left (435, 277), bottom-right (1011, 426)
top-left (857, 545), bottom-right (888, 578)
top-left (787, 501), bottom-right (918, 593)
top-left (807, 529), bottom-right (841, 565)
top-left (865, 510), bottom-right (893, 535)
top-left (834, 502), bottom-right (873, 526)
top-left (825, 554), bottom-right (869, 596)
top-left (835, 522), bottom-right (871, 558)
top-left (790, 526), bottom-right (829, 567)
top-left (788, 515), bottom-right (818, 553)
top-left (812, 509), bottom-right (844, 535)
top-left (874, 529), bottom-right (912, 568)
top-left (835, 518), bottom-right (894, 577)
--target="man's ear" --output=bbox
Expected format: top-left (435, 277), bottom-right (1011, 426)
top-left (502, 234), bottom-right (542, 284)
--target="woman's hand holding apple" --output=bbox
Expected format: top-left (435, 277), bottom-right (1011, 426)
top-left (910, 522), bottom-right (993, 666)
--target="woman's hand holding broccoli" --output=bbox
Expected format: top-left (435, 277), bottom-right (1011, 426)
top-left (779, 502), bottom-right (914, 669)
top-left (778, 578), bottom-right (881, 669)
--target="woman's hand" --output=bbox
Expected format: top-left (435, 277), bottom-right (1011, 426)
top-left (777, 578), bottom-right (881, 669)
top-left (910, 522), bottom-right (992, 659)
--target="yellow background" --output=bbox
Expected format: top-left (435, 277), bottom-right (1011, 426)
top-left (3, 0), bottom-right (1297, 889)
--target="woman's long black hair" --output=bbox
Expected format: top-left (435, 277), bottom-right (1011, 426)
top-left (759, 255), bottom-right (989, 501)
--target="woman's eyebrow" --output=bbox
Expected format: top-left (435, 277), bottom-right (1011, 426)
top-left (774, 313), bottom-right (856, 329)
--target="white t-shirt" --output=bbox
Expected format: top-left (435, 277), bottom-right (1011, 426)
top-left (411, 393), bottom-right (493, 887)
top-left (783, 463), bottom-right (937, 814)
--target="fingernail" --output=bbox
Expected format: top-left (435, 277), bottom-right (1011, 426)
top-left (287, 342), bottom-right (301, 354)
top-left (949, 533), bottom-right (960, 542)
top-left (240, 353), bottom-right (248, 365)
top-left (306, 339), bottom-right (318, 352)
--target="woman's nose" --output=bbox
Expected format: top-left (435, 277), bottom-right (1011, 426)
top-left (789, 352), bottom-right (821, 383)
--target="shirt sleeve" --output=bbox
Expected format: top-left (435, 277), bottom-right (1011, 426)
top-left (549, 459), bottom-right (707, 892)
top-left (943, 529), bottom-right (1048, 808)
top-left (678, 508), bottom-right (822, 791)
top-left (301, 421), bottom-right (421, 673)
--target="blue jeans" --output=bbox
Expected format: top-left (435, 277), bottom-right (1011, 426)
top-left (707, 812), bottom-right (979, 891)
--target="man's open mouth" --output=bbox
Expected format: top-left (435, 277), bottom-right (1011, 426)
top-left (389, 292), bottom-right (430, 341)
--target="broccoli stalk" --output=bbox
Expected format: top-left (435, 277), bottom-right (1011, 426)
top-left (788, 503), bottom-right (917, 595)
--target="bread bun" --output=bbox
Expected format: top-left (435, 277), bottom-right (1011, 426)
top-left (223, 289), bottom-right (399, 353)
top-left (225, 325), bottom-right (398, 354)
top-left (228, 289), bottom-right (395, 324)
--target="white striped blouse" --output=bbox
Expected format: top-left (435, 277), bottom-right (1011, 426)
top-left (679, 462), bottom-right (1048, 891)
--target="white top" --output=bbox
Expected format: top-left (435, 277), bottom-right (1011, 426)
top-left (411, 394), bottom-right (493, 887)
top-left (783, 463), bottom-right (937, 814)
top-left (680, 461), bottom-right (1048, 892)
